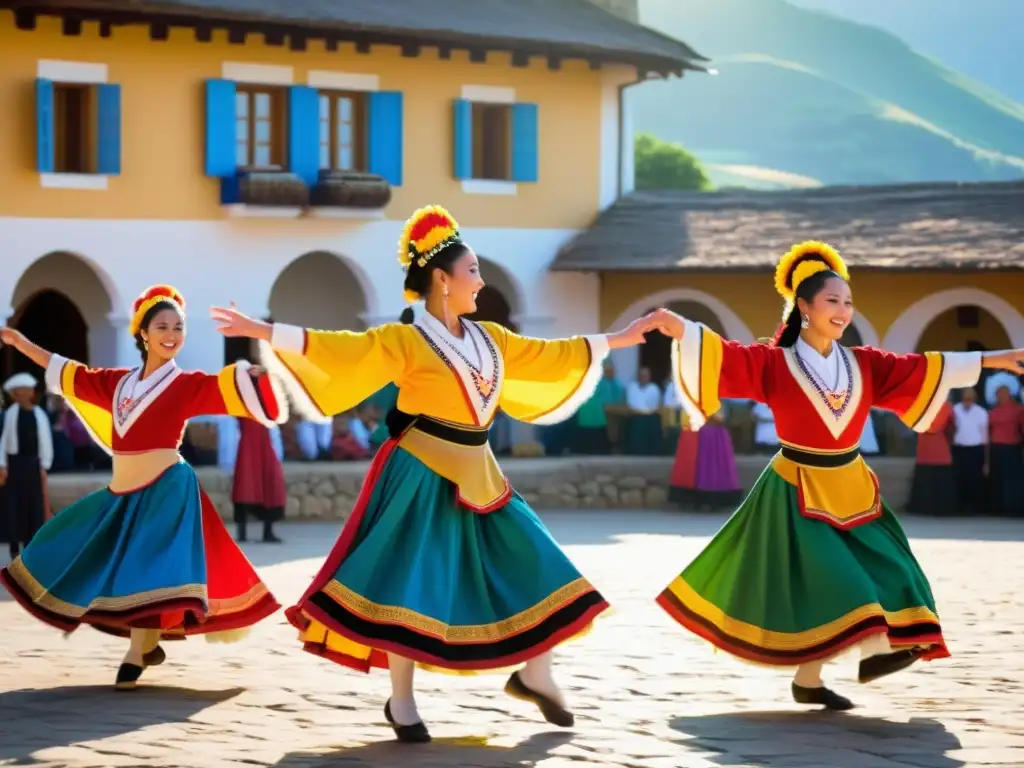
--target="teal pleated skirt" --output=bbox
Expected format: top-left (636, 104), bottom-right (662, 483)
top-left (286, 440), bottom-right (608, 673)
top-left (1, 462), bottom-right (279, 638)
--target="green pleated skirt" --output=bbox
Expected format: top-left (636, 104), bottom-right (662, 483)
top-left (657, 464), bottom-right (948, 667)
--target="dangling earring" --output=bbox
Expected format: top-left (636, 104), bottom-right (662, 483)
top-left (442, 285), bottom-right (453, 329)
top-left (800, 314), bottom-right (810, 330)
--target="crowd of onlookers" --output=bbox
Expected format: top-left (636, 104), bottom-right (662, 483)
top-left (28, 362), bottom-right (1024, 518)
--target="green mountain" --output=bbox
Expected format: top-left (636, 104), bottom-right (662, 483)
top-left (633, 0), bottom-right (1024, 187)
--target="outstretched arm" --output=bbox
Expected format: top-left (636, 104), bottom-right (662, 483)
top-left (492, 314), bottom-right (662, 425)
top-left (211, 304), bottom-right (409, 421)
top-left (0, 327), bottom-right (51, 370)
top-left (863, 346), bottom-right (1023, 433)
top-left (649, 308), bottom-right (772, 430)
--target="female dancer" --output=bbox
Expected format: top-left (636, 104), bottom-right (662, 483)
top-left (651, 242), bottom-right (1024, 709)
top-left (212, 205), bottom-right (657, 742)
top-left (0, 285), bottom-right (284, 689)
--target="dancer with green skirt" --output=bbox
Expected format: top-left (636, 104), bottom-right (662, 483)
top-left (651, 241), bottom-right (1024, 710)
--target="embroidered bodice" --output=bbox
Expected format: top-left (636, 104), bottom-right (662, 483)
top-left (45, 354), bottom-right (284, 456)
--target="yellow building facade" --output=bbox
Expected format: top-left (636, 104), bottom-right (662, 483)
top-left (0, 1), bottom-right (705, 379)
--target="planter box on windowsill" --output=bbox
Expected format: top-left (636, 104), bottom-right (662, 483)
top-left (306, 170), bottom-right (391, 219)
top-left (221, 171), bottom-right (308, 218)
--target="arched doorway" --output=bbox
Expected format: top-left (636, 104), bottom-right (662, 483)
top-left (3, 290), bottom-right (88, 389)
top-left (5, 252), bottom-right (117, 387)
top-left (466, 257), bottom-right (519, 331)
top-left (226, 251), bottom-right (370, 364)
top-left (917, 304), bottom-right (1013, 404)
top-left (915, 305), bottom-right (1011, 354)
top-left (639, 300), bottom-right (726, 386)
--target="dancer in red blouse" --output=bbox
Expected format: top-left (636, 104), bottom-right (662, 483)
top-left (0, 285), bottom-right (285, 690)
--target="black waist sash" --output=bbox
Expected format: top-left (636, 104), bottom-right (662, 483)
top-left (385, 407), bottom-right (489, 447)
top-left (780, 445), bottom-right (860, 468)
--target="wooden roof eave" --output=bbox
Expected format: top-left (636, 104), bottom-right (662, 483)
top-left (7, 0), bottom-right (706, 71)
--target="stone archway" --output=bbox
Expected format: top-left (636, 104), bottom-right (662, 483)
top-left (914, 305), bottom-right (1012, 354)
top-left (466, 256), bottom-right (520, 331)
top-left (4, 252), bottom-right (119, 383)
top-left (604, 288), bottom-right (754, 386)
top-left (882, 288), bottom-right (1024, 353)
top-left (226, 251), bottom-right (371, 364)
top-left (639, 300), bottom-right (727, 387)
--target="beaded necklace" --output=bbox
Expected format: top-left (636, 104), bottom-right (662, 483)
top-left (415, 321), bottom-right (500, 408)
top-left (115, 364), bottom-right (175, 427)
top-left (794, 345), bottom-right (853, 419)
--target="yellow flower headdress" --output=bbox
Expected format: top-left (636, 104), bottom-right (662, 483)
top-left (773, 241), bottom-right (848, 318)
top-left (397, 205), bottom-right (461, 303)
top-left (129, 284), bottom-right (186, 336)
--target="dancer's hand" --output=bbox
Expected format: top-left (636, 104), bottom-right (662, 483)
top-left (0, 327), bottom-right (24, 349)
top-left (647, 308), bottom-right (685, 340)
top-left (982, 349), bottom-right (1024, 373)
top-left (248, 365), bottom-right (266, 378)
top-left (210, 304), bottom-right (272, 342)
top-left (0, 467), bottom-right (8, 486)
top-left (608, 313), bottom-right (662, 349)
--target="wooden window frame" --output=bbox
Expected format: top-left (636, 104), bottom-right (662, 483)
top-left (317, 90), bottom-right (368, 173)
top-left (53, 83), bottom-right (97, 174)
top-left (235, 85), bottom-right (287, 172)
top-left (471, 102), bottom-right (511, 181)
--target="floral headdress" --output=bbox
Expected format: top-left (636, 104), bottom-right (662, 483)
top-left (773, 241), bottom-right (848, 320)
top-left (397, 205), bottom-right (461, 303)
top-left (129, 284), bottom-right (186, 336)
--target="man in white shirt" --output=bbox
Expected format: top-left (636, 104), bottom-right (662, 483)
top-left (951, 388), bottom-right (989, 515)
top-left (623, 367), bottom-right (664, 455)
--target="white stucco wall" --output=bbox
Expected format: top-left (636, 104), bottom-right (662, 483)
top-left (0, 217), bottom-right (601, 372)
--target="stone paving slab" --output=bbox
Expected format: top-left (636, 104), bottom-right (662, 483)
top-left (2, 511), bottom-right (1024, 767)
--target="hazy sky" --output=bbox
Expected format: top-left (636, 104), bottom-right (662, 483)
top-left (788, 0), bottom-right (1023, 102)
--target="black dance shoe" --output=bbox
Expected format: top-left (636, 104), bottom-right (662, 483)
top-left (142, 645), bottom-right (166, 667)
top-left (858, 649), bottom-right (921, 684)
top-left (384, 699), bottom-right (431, 743)
top-left (791, 682), bottom-right (854, 711)
top-left (504, 671), bottom-right (575, 727)
top-left (115, 663), bottom-right (144, 691)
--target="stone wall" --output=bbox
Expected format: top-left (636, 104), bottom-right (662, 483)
top-left (45, 455), bottom-right (917, 521)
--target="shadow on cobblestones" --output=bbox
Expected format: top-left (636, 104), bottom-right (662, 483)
top-left (0, 685), bottom-right (243, 765)
top-left (272, 730), bottom-right (574, 767)
top-left (669, 711), bottom-right (964, 767)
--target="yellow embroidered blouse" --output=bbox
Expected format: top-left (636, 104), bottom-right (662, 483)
top-left (260, 314), bottom-right (609, 510)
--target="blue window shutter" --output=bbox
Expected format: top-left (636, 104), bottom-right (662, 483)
top-left (510, 102), bottom-right (539, 183)
top-left (288, 85), bottom-right (319, 187)
top-left (35, 78), bottom-right (54, 173)
top-left (452, 98), bottom-right (472, 180)
top-left (204, 78), bottom-right (236, 177)
top-left (96, 83), bottom-right (122, 175)
top-left (367, 90), bottom-right (403, 186)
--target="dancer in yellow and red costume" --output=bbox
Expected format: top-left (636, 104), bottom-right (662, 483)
top-left (211, 205), bottom-right (660, 743)
top-left (0, 285), bottom-right (284, 690)
top-left (650, 243), bottom-right (1024, 709)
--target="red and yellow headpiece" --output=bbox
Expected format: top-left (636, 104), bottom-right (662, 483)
top-left (774, 241), bottom-right (848, 317)
top-left (129, 285), bottom-right (186, 336)
top-left (397, 205), bottom-right (461, 303)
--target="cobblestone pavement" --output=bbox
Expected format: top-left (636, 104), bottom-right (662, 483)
top-left (3, 511), bottom-right (1024, 768)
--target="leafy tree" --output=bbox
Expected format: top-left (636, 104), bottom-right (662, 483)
top-left (634, 133), bottom-right (712, 191)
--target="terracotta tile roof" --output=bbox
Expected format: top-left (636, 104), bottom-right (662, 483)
top-left (552, 181), bottom-right (1024, 272)
top-left (76, 0), bottom-right (705, 70)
